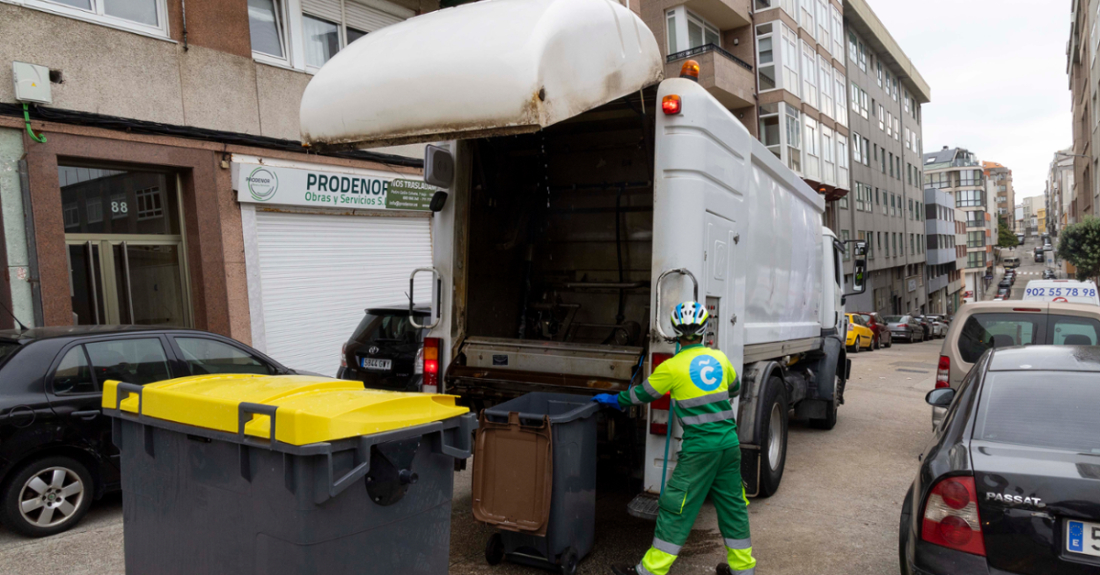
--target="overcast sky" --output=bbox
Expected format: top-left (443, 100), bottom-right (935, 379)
top-left (871, 0), bottom-right (1072, 200)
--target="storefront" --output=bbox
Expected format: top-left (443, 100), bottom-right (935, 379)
top-left (233, 155), bottom-right (435, 376)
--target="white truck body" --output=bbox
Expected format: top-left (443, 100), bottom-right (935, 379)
top-left (300, 0), bottom-right (850, 500)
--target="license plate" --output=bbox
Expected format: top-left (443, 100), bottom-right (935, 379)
top-left (361, 358), bottom-right (392, 371)
top-left (1067, 519), bottom-right (1100, 558)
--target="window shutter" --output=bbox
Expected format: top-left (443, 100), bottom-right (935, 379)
top-left (345, 0), bottom-right (404, 32)
top-left (302, 0), bottom-right (342, 23)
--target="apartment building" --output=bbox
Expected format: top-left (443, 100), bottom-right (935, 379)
top-left (924, 147), bottom-right (993, 303)
top-left (924, 187), bottom-right (962, 315)
top-left (836, 0), bottom-right (930, 316)
top-left (0, 0), bottom-right (434, 375)
top-left (1047, 148), bottom-right (1074, 238)
top-left (1068, 0), bottom-right (1098, 223)
top-left (982, 161), bottom-right (1015, 225)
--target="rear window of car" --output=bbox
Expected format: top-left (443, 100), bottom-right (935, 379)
top-left (1049, 315), bottom-right (1100, 345)
top-left (974, 371), bottom-right (1100, 453)
top-left (883, 316), bottom-right (904, 323)
top-left (351, 312), bottom-right (424, 344)
top-left (957, 313), bottom-right (1045, 363)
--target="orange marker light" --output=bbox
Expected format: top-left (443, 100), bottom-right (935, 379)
top-left (680, 60), bottom-right (700, 81)
top-left (662, 95), bottom-right (682, 115)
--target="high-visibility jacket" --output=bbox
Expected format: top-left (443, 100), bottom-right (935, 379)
top-left (616, 344), bottom-right (739, 452)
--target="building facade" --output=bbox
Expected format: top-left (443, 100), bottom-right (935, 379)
top-left (1047, 149), bottom-right (1074, 238)
top-left (1068, 0), bottom-right (1098, 223)
top-left (982, 161), bottom-right (1015, 227)
top-left (1, 0), bottom-right (435, 375)
top-left (924, 147), bottom-right (993, 302)
top-left (924, 187), bottom-right (961, 314)
top-left (836, 0), bottom-right (930, 316)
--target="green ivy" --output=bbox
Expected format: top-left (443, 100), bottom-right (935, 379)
top-left (1057, 216), bottom-right (1100, 280)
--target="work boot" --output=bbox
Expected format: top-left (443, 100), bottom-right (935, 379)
top-left (611, 566), bottom-right (641, 575)
top-left (716, 564), bottom-right (732, 575)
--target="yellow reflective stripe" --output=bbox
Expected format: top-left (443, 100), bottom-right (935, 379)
top-left (727, 547), bottom-right (757, 573)
top-left (640, 546), bottom-right (677, 575)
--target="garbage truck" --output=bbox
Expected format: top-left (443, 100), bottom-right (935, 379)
top-left (298, 0), bottom-right (865, 504)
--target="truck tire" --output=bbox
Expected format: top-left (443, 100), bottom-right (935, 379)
top-left (756, 376), bottom-right (788, 498)
top-left (809, 375), bottom-right (840, 431)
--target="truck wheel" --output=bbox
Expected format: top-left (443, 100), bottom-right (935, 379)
top-left (757, 376), bottom-right (788, 498)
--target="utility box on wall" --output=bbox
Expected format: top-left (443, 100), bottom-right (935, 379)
top-left (12, 62), bottom-right (52, 104)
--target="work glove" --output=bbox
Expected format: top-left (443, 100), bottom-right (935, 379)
top-left (592, 393), bottom-right (622, 411)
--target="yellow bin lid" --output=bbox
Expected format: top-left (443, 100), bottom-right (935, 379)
top-left (102, 375), bottom-right (469, 446)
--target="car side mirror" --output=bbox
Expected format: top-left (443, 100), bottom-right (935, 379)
top-left (925, 388), bottom-right (956, 408)
top-left (843, 240), bottom-right (867, 297)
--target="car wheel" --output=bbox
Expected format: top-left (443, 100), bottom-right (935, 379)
top-left (886, 333), bottom-right (893, 348)
top-left (0, 456), bottom-right (94, 538)
top-left (873, 336), bottom-right (880, 350)
top-left (899, 485), bottom-right (914, 575)
top-left (485, 532), bottom-right (505, 565)
top-left (757, 376), bottom-right (789, 498)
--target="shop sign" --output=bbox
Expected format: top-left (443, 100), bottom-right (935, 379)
top-left (235, 163), bottom-right (436, 211)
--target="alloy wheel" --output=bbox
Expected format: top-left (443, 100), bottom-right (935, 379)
top-left (768, 403), bottom-right (784, 471)
top-left (18, 467), bottom-right (85, 529)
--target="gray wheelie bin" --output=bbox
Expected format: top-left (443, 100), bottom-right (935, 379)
top-left (101, 374), bottom-right (476, 575)
top-left (472, 392), bottom-right (600, 575)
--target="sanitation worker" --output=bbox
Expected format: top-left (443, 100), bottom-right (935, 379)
top-left (593, 301), bottom-right (755, 575)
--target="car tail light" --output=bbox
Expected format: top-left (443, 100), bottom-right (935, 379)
top-left (661, 95), bottom-right (682, 115)
top-left (936, 356), bottom-right (950, 388)
top-left (341, 343), bottom-right (348, 368)
top-left (422, 337), bottom-right (440, 394)
top-left (649, 353), bottom-right (673, 434)
top-left (921, 476), bottom-right (985, 556)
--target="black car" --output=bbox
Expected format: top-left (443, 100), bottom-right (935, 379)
top-left (0, 326), bottom-right (291, 537)
top-left (900, 346), bottom-right (1100, 575)
top-left (998, 278), bottom-right (1013, 290)
top-left (338, 306), bottom-right (430, 392)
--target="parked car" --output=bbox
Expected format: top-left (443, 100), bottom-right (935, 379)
top-left (1042, 269), bottom-right (1057, 279)
top-left (885, 315), bottom-right (925, 343)
top-left (0, 326), bottom-right (293, 537)
top-left (1035, 251), bottom-right (1045, 263)
top-left (338, 305), bottom-right (430, 392)
top-left (855, 312), bottom-right (892, 349)
top-left (995, 287), bottom-right (1010, 299)
top-left (845, 313), bottom-right (874, 353)
top-left (913, 316), bottom-right (933, 340)
top-left (932, 300), bottom-right (1100, 427)
top-left (900, 346), bottom-right (1100, 575)
top-left (997, 278), bottom-right (1012, 291)
top-left (926, 317), bottom-right (947, 339)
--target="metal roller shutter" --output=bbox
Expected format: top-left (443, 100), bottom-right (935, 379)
top-left (254, 211), bottom-right (432, 376)
top-left (345, 0), bottom-right (404, 32)
top-left (301, 0), bottom-right (342, 22)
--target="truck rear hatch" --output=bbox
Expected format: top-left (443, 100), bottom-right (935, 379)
top-left (299, 0), bottom-right (663, 148)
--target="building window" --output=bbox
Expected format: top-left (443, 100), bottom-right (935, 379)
top-left (782, 24), bottom-right (801, 96)
top-left (804, 116), bottom-right (819, 179)
top-left (890, 194), bottom-right (896, 217)
top-left (851, 82), bottom-right (861, 114)
top-left (831, 7), bottom-right (843, 59)
top-left (851, 132), bottom-right (861, 164)
top-left (889, 152), bottom-right (894, 178)
top-left (756, 24), bottom-right (776, 90)
top-left (822, 125), bottom-right (835, 182)
top-left (667, 10), bottom-right (678, 53)
top-left (965, 210), bottom-right (986, 228)
top-left (886, 111), bottom-right (893, 137)
top-left (860, 89), bottom-right (869, 119)
top-left (858, 41), bottom-right (867, 71)
top-left (967, 251), bottom-right (986, 269)
top-left (815, 0), bottom-right (829, 49)
top-left (249, 0), bottom-right (288, 61)
top-left (64, 203), bottom-right (80, 228)
top-left (759, 103), bottom-right (781, 159)
top-left (911, 233), bottom-right (915, 255)
top-left (957, 190), bottom-right (983, 208)
top-left (800, 0), bottom-right (815, 37)
top-left (802, 41), bottom-right (818, 110)
top-left (855, 183), bottom-right (865, 212)
top-left (862, 137), bottom-right (870, 167)
top-left (668, 8), bottom-right (721, 54)
top-left (894, 116), bottom-right (900, 140)
top-left (834, 70), bottom-right (847, 127)
top-left (26, 0), bottom-right (168, 36)
top-left (837, 136), bottom-right (849, 182)
top-left (86, 198), bottom-right (103, 224)
top-left (303, 14), bottom-right (341, 68)
top-left (877, 102), bottom-right (885, 131)
top-left (786, 106), bottom-right (802, 172)
top-left (905, 127), bottom-right (911, 150)
top-left (876, 61), bottom-right (883, 87)
top-left (908, 198), bottom-right (914, 219)
top-left (848, 30), bottom-right (858, 64)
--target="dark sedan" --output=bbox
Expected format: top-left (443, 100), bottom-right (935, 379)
top-left (900, 346), bottom-right (1100, 575)
top-left (0, 326), bottom-right (292, 537)
top-left (886, 315), bottom-right (925, 343)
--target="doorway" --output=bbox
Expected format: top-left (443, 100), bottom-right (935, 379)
top-left (61, 165), bottom-right (192, 327)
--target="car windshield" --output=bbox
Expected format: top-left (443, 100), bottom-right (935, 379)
top-left (858, 314), bottom-right (872, 323)
top-left (974, 371), bottom-right (1100, 453)
top-left (883, 316), bottom-right (904, 323)
top-left (957, 313), bottom-right (1044, 363)
top-left (351, 312), bottom-right (424, 344)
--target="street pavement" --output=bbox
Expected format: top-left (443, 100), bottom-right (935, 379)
top-left (986, 235), bottom-right (1060, 301)
top-left (0, 340), bottom-right (943, 575)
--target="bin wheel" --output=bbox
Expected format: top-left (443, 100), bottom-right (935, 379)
top-left (485, 533), bottom-right (505, 565)
top-left (560, 548), bottom-right (579, 575)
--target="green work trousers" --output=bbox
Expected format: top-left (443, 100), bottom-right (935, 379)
top-left (637, 445), bottom-right (755, 575)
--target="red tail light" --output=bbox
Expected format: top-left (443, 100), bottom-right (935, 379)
top-left (936, 356), bottom-right (950, 388)
top-left (921, 476), bottom-right (985, 556)
top-left (341, 343), bottom-right (348, 368)
top-left (661, 95), bottom-right (682, 115)
top-left (422, 337), bottom-right (440, 394)
top-left (649, 353), bottom-right (673, 435)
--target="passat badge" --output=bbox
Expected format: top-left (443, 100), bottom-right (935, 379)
top-left (986, 492), bottom-right (1043, 507)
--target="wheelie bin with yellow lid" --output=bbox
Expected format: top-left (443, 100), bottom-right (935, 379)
top-left (101, 374), bottom-right (476, 575)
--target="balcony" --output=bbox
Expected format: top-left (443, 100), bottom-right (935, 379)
top-left (926, 248), bottom-right (956, 266)
top-left (665, 43), bottom-right (755, 110)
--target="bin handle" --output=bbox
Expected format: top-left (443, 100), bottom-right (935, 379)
top-left (238, 403), bottom-right (278, 445)
top-left (114, 383), bottom-right (145, 415)
top-left (654, 268), bottom-right (699, 342)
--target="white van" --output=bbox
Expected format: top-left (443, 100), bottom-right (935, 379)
top-left (1022, 280), bottom-right (1100, 306)
top-left (1003, 256), bottom-right (1020, 269)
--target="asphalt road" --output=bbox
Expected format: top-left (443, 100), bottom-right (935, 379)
top-left (0, 340), bottom-right (943, 575)
top-left (995, 236), bottom-right (1060, 301)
